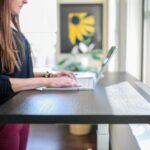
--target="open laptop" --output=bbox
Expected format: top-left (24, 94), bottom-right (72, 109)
top-left (37, 46), bottom-right (117, 91)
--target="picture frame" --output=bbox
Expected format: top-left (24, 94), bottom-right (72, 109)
top-left (56, 0), bottom-right (108, 62)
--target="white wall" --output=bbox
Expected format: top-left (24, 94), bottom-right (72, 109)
top-left (20, 0), bottom-right (57, 33)
top-left (20, 0), bottom-right (57, 69)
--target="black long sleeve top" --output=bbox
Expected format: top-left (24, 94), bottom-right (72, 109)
top-left (0, 29), bottom-right (34, 105)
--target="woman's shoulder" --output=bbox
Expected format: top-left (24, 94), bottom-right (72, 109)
top-left (13, 29), bottom-right (31, 49)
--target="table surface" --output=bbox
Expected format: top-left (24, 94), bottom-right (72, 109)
top-left (0, 72), bottom-right (150, 124)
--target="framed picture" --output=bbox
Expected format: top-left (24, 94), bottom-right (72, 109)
top-left (57, 0), bottom-right (108, 60)
top-left (60, 4), bottom-right (103, 53)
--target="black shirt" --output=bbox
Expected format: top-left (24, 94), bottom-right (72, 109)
top-left (0, 29), bottom-right (34, 105)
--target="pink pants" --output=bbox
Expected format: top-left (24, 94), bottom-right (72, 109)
top-left (0, 124), bottom-right (30, 150)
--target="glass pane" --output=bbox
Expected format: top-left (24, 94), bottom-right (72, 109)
top-left (143, 0), bottom-right (150, 85)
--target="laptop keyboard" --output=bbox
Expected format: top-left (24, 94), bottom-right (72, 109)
top-left (78, 78), bottom-right (94, 89)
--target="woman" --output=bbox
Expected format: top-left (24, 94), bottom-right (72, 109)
top-left (0, 0), bottom-right (80, 149)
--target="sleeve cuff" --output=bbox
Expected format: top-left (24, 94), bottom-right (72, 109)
top-left (0, 75), bottom-right (14, 94)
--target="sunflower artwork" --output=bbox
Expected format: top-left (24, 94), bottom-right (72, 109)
top-left (59, 4), bottom-right (103, 71)
top-left (68, 12), bottom-right (96, 53)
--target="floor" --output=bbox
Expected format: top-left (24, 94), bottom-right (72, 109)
top-left (27, 124), bottom-right (97, 150)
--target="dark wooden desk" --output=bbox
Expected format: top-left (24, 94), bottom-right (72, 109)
top-left (0, 72), bottom-right (150, 124)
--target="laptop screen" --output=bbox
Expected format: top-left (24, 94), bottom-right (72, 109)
top-left (96, 46), bottom-right (117, 80)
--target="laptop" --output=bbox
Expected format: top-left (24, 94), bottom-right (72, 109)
top-left (37, 46), bottom-right (117, 91)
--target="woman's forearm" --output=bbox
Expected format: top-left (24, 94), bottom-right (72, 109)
top-left (9, 78), bottom-right (46, 92)
top-left (9, 75), bottom-right (80, 93)
top-left (34, 72), bottom-right (44, 77)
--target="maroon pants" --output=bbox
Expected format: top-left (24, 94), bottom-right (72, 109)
top-left (0, 124), bottom-right (30, 150)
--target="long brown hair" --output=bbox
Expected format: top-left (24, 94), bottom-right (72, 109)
top-left (0, 0), bottom-right (21, 73)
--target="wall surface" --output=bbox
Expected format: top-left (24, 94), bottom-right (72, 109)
top-left (20, 0), bottom-right (57, 69)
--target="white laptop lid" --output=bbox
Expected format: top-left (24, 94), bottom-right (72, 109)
top-left (95, 46), bottom-right (117, 83)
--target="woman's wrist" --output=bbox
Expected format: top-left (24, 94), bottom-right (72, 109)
top-left (9, 77), bottom-right (49, 92)
top-left (42, 71), bottom-right (54, 78)
top-left (41, 77), bottom-right (48, 87)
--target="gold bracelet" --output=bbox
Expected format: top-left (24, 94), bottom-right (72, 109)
top-left (43, 71), bottom-right (53, 78)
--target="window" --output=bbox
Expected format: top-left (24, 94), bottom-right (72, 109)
top-left (126, 0), bottom-right (143, 80)
top-left (143, 0), bottom-right (150, 86)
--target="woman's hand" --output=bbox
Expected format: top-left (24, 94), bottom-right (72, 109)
top-left (44, 77), bottom-right (80, 88)
top-left (52, 71), bottom-right (76, 80)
